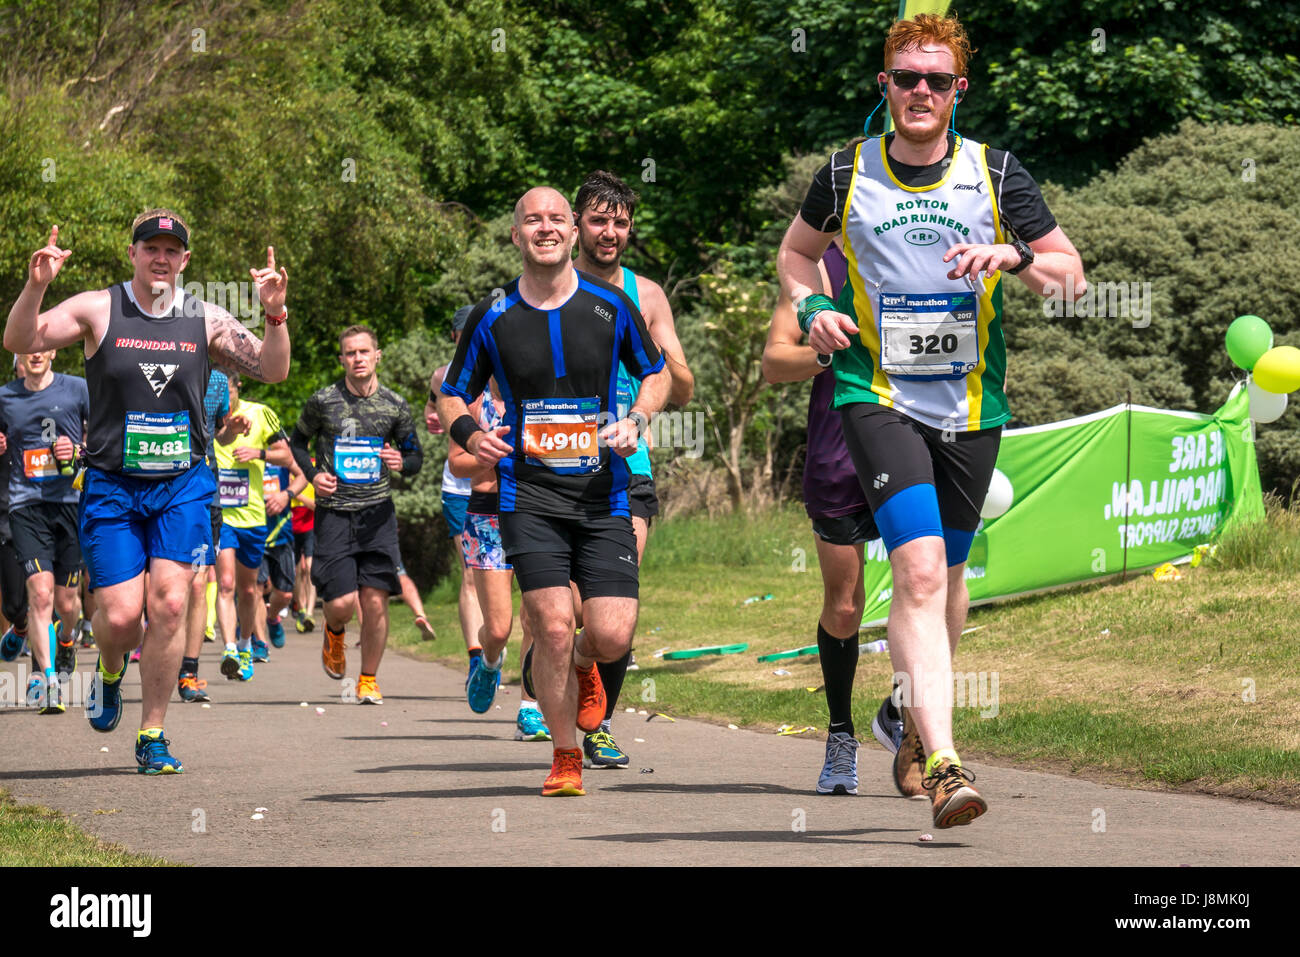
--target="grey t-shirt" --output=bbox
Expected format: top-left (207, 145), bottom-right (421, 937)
top-left (0, 373), bottom-right (90, 509)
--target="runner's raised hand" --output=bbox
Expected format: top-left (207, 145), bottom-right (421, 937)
top-left (250, 246), bottom-right (288, 314)
top-left (29, 226), bottom-right (72, 287)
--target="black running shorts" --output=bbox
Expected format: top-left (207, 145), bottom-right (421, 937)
top-left (310, 501), bottom-right (401, 601)
top-left (10, 503), bottom-right (82, 584)
top-left (499, 511), bottom-right (638, 599)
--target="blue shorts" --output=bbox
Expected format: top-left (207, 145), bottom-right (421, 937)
top-left (442, 491), bottom-right (469, 539)
top-left (220, 522), bottom-right (268, 570)
top-left (78, 462), bottom-right (217, 590)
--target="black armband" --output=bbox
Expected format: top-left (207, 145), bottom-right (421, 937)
top-left (449, 414), bottom-right (482, 449)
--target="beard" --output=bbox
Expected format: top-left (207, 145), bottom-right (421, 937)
top-left (890, 100), bottom-right (954, 145)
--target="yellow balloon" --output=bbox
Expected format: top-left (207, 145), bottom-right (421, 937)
top-left (1252, 346), bottom-right (1300, 394)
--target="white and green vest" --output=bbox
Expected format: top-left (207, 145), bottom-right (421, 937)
top-left (834, 134), bottom-right (1010, 432)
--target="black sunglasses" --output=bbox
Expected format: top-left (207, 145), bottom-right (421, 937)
top-left (887, 69), bottom-right (960, 92)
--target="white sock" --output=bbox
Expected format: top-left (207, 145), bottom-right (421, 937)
top-left (520, 699), bottom-right (539, 711)
top-left (225, 642), bottom-right (237, 653)
top-left (236, 633), bottom-right (252, 653)
top-left (483, 652), bottom-right (503, 671)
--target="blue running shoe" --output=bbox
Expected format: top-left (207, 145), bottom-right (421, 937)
top-left (871, 695), bottom-right (904, 754)
top-left (466, 649), bottom-right (504, 713)
top-left (267, 618), bottom-right (286, 648)
top-left (583, 729), bottom-right (630, 768)
top-left (465, 653), bottom-right (482, 690)
top-left (87, 656), bottom-right (126, 733)
top-left (237, 650), bottom-right (254, 681)
top-left (0, 627), bottom-right (23, 662)
top-left (26, 672), bottom-right (45, 708)
top-left (135, 730), bottom-right (183, 774)
top-left (250, 637), bottom-right (270, 662)
top-left (515, 706), bottom-right (552, 741)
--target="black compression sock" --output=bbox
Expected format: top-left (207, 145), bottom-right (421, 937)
top-left (181, 657), bottom-right (199, 677)
top-left (597, 651), bottom-right (632, 721)
top-left (817, 622), bottom-right (858, 735)
top-left (468, 648), bottom-right (482, 660)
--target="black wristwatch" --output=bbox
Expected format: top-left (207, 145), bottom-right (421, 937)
top-left (1006, 237), bottom-right (1035, 275)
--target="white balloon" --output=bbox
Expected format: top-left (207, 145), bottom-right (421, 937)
top-left (980, 468), bottom-right (1014, 520)
top-left (1248, 378), bottom-right (1288, 424)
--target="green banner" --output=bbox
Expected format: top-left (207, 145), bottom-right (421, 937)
top-left (861, 391), bottom-right (1265, 625)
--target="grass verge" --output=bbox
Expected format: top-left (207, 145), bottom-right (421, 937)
top-left (0, 788), bottom-right (175, 866)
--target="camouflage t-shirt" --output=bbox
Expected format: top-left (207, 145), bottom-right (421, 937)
top-left (291, 380), bottom-right (422, 512)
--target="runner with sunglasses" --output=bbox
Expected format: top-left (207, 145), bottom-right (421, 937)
top-left (777, 13), bottom-right (1086, 827)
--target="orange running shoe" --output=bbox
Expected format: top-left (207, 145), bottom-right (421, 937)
top-left (574, 663), bottom-right (606, 733)
top-left (542, 747), bottom-right (585, 796)
top-left (924, 759), bottom-right (988, 828)
top-left (356, 674), bottom-right (382, 704)
top-left (322, 627), bottom-right (346, 680)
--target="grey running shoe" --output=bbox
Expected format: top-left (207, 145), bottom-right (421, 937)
top-left (816, 731), bottom-right (859, 795)
top-left (871, 695), bottom-right (903, 753)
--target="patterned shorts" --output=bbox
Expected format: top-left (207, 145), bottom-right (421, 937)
top-left (461, 512), bottom-right (512, 571)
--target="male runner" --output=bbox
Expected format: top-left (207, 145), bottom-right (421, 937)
top-left (570, 170), bottom-right (694, 769)
top-left (447, 383), bottom-right (550, 741)
top-left (290, 467), bottom-right (317, 632)
top-left (214, 372), bottom-right (292, 678)
top-left (5, 212), bottom-right (290, 773)
top-left (259, 459), bottom-right (309, 647)
top-left (426, 306), bottom-right (485, 671)
top-left (0, 440), bottom-right (32, 665)
top-left (290, 325), bottom-right (422, 705)
top-left (437, 186), bottom-right (668, 796)
top-left (0, 350), bottom-right (89, 712)
top-left (177, 367), bottom-right (229, 703)
top-left (776, 13), bottom-right (1085, 826)
top-left (764, 233), bottom-right (898, 795)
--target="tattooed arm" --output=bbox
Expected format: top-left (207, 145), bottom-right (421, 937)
top-left (206, 305), bottom-right (290, 383)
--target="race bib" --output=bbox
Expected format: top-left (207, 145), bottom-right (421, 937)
top-left (123, 411), bottom-right (191, 473)
top-left (878, 291), bottom-right (979, 379)
top-left (263, 473), bottom-right (282, 497)
top-left (521, 397), bottom-right (600, 474)
top-left (334, 436), bottom-right (382, 484)
top-left (23, 448), bottom-right (59, 481)
top-left (218, 467), bottom-right (250, 508)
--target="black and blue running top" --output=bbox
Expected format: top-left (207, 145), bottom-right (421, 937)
top-left (441, 270), bottom-right (664, 518)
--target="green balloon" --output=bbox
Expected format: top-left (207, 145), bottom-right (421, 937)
top-left (1226, 314), bottom-right (1273, 371)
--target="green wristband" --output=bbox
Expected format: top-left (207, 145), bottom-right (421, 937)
top-left (796, 294), bottom-right (837, 334)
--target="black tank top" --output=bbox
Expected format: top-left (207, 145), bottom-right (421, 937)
top-left (84, 283), bottom-right (210, 477)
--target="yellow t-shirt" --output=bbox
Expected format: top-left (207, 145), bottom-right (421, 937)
top-left (214, 400), bottom-right (282, 529)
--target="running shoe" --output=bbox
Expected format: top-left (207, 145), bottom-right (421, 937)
top-left (250, 637), bottom-right (270, 662)
top-left (357, 674), bottom-right (383, 705)
top-left (515, 706), bottom-right (552, 741)
top-left (295, 610), bottom-right (316, 633)
top-left (871, 695), bottom-right (904, 754)
top-left (541, 747), bottom-right (585, 796)
top-left (129, 646), bottom-right (142, 663)
top-left (177, 672), bottom-right (210, 703)
top-left (237, 650), bottom-right (254, 681)
top-left (220, 647), bottom-right (242, 679)
top-left (467, 650), bottom-right (504, 713)
top-left (583, 729), bottom-right (630, 768)
top-left (466, 653), bottom-right (482, 690)
top-left (924, 759), bottom-right (987, 828)
top-left (574, 663), bottom-right (606, 733)
top-left (26, 672), bottom-right (45, 708)
top-left (87, 657), bottom-right (126, 733)
top-left (80, 619), bottom-right (96, 648)
top-left (414, 615), bottom-right (436, 641)
top-left (0, 627), bottom-right (23, 661)
top-left (267, 618), bottom-right (286, 649)
top-left (203, 624), bottom-right (215, 643)
top-left (322, 628), bottom-right (346, 679)
top-left (39, 676), bottom-right (65, 714)
top-left (893, 706), bottom-right (927, 798)
top-left (816, 731), bottom-right (859, 795)
top-left (135, 730), bottom-right (184, 775)
top-left (55, 638), bottom-right (77, 677)
top-left (519, 646), bottom-right (534, 699)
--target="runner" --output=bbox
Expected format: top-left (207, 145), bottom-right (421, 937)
top-left (4, 211), bottom-right (290, 773)
top-left (437, 186), bottom-right (668, 796)
top-left (776, 13), bottom-right (1086, 826)
top-left (447, 381), bottom-right (550, 741)
top-left (764, 229), bottom-right (898, 795)
top-left (0, 350), bottom-right (90, 713)
top-left (259, 459), bottom-right (309, 648)
top-left (290, 325), bottom-right (423, 704)
top-left (0, 437), bottom-right (32, 666)
top-left (570, 170), bottom-right (694, 769)
top-left (213, 372), bottom-right (292, 679)
top-left (177, 367), bottom-right (229, 703)
top-left (290, 463), bottom-right (317, 632)
top-left (426, 306), bottom-right (486, 674)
